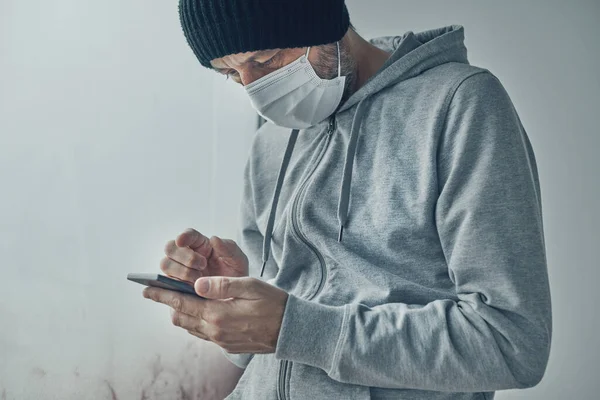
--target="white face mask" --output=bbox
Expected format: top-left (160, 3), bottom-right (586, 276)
top-left (245, 42), bottom-right (346, 129)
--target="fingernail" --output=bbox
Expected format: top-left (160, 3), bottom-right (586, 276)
top-left (196, 278), bottom-right (209, 294)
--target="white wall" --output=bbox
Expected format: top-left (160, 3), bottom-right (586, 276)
top-left (1, 0), bottom-right (598, 399)
top-left (0, 0), bottom-right (255, 399)
top-left (345, 0), bottom-right (600, 399)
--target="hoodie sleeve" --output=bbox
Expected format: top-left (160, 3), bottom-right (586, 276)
top-left (274, 71), bottom-right (553, 391)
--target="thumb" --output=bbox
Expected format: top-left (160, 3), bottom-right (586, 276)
top-left (194, 276), bottom-right (260, 299)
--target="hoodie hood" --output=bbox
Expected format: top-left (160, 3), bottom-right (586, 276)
top-left (339, 25), bottom-right (468, 113)
top-left (260, 25), bottom-right (470, 277)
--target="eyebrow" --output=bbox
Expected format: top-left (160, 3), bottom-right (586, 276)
top-left (212, 50), bottom-right (279, 71)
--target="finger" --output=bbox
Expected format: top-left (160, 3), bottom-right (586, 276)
top-left (143, 287), bottom-right (205, 317)
top-left (171, 310), bottom-right (206, 333)
top-left (209, 236), bottom-right (235, 258)
top-left (175, 311), bottom-right (237, 347)
top-left (187, 330), bottom-right (210, 342)
top-left (160, 257), bottom-right (203, 283)
top-left (175, 229), bottom-right (213, 257)
top-left (210, 236), bottom-right (248, 272)
top-left (163, 241), bottom-right (207, 270)
top-left (195, 276), bottom-right (263, 300)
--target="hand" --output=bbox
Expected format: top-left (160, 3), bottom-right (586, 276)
top-left (161, 228), bottom-right (249, 286)
top-left (143, 276), bottom-right (289, 354)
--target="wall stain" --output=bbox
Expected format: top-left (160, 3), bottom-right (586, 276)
top-left (16, 341), bottom-right (233, 399)
top-left (104, 380), bottom-right (118, 400)
top-left (30, 367), bottom-right (47, 378)
top-left (137, 342), bottom-right (223, 400)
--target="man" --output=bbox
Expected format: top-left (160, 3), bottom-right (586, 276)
top-left (142, 1), bottom-right (553, 399)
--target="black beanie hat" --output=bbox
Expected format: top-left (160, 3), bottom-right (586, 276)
top-left (178, 0), bottom-right (350, 68)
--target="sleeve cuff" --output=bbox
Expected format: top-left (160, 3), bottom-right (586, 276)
top-left (274, 293), bottom-right (348, 373)
top-left (220, 348), bottom-right (254, 369)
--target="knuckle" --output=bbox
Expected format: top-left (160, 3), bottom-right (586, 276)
top-left (182, 269), bottom-right (195, 282)
top-left (185, 274), bottom-right (197, 285)
top-left (185, 228), bottom-right (198, 236)
top-left (203, 310), bottom-right (217, 324)
top-left (218, 278), bottom-right (230, 295)
top-left (164, 240), bottom-right (176, 255)
top-left (204, 309), bottom-right (224, 327)
top-left (211, 314), bottom-right (225, 328)
top-left (170, 297), bottom-right (183, 312)
top-left (189, 253), bottom-right (204, 269)
top-left (171, 311), bottom-right (182, 326)
top-left (159, 257), bottom-right (170, 272)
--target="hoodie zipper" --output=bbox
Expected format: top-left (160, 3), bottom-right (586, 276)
top-left (291, 116), bottom-right (334, 300)
top-left (277, 117), bottom-right (335, 400)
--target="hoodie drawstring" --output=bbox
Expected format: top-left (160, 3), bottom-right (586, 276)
top-left (259, 99), bottom-right (369, 278)
top-left (337, 99), bottom-right (368, 242)
top-left (260, 129), bottom-right (299, 277)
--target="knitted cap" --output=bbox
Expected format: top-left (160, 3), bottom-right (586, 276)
top-left (178, 0), bottom-right (350, 68)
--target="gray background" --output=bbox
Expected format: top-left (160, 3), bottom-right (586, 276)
top-left (1, 0), bottom-right (599, 399)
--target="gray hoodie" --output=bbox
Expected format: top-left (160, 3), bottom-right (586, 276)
top-left (223, 25), bottom-right (552, 400)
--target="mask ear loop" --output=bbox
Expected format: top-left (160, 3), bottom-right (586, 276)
top-left (337, 41), bottom-right (341, 78)
top-left (305, 46), bottom-right (311, 59)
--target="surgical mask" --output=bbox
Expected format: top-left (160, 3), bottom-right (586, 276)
top-left (245, 42), bottom-right (346, 129)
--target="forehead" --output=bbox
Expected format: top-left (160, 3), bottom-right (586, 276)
top-left (210, 48), bottom-right (281, 69)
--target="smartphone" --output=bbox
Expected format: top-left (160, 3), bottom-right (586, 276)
top-left (127, 273), bottom-right (205, 298)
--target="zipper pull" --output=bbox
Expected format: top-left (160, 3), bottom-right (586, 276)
top-left (327, 117), bottom-right (336, 135)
